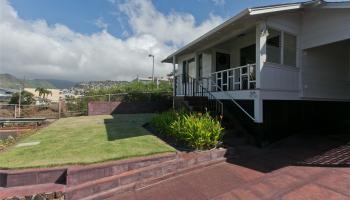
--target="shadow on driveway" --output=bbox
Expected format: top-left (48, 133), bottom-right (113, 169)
top-left (227, 133), bottom-right (350, 173)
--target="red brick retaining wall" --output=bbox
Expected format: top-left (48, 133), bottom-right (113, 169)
top-left (0, 148), bottom-right (228, 200)
top-left (88, 101), bottom-right (171, 115)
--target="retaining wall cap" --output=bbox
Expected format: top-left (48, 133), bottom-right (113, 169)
top-left (67, 152), bottom-right (177, 173)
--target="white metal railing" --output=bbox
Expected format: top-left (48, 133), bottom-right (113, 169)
top-left (211, 64), bottom-right (256, 92)
top-left (174, 74), bottom-right (224, 117)
top-left (209, 79), bottom-right (256, 121)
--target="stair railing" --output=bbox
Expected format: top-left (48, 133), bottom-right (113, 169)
top-left (174, 73), bottom-right (223, 117)
top-left (209, 78), bottom-right (256, 122)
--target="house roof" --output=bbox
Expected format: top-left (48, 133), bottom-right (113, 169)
top-left (162, 0), bottom-right (350, 63)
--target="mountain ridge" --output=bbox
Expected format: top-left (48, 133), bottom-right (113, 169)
top-left (0, 73), bottom-right (76, 89)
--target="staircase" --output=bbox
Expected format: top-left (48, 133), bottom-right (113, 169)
top-left (174, 74), bottom-right (223, 118)
top-left (174, 74), bottom-right (257, 147)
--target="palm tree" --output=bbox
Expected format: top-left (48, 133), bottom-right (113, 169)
top-left (35, 87), bottom-right (46, 99)
top-left (35, 87), bottom-right (52, 100)
top-left (43, 90), bottom-right (52, 99)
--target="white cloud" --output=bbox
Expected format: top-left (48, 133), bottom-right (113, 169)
top-left (119, 0), bottom-right (223, 47)
top-left (0, 0), bottom-right (223, 81)
top-left (94, 17), bottom-right (109, 30)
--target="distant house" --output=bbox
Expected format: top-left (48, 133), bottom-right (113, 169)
top-left (0, 88), bottom-right (16, 101)
top-left (163, 0), bottom-right (350, 141)
top-left (24, 88), bottom-right (62, 104)
top-left (133, 76), bottom-right (171, 83)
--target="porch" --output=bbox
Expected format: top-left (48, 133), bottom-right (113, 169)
top-left (172, 22), bottom-right (300, 123)
top-left (174, 63), bottom-right (257, 96)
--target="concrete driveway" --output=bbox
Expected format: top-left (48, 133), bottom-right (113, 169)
top-left (111, 134), bottom-right (350, 200)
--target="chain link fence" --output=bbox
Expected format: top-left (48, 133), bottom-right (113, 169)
top-left (0, 92), bottom-right (172, 119)
top-left (0, 103), bottom-right (61, 119)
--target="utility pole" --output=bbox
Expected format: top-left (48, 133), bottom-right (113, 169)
top-left (17, 76), bottom-right (25, 118)
top-left (18, 86), bottom-right (21, 118)
top-left (148, 54), bottom-right (155, 82)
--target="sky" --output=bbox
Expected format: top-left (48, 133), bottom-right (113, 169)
top-left (0, 0), bottom-right (341, 81)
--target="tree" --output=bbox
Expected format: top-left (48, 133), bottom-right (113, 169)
top-left (43, 90), bottom-right (52, 99)
top-left (9, 91), bottom-right (34, 105)
top-left (35, 87), bottom-right (45, 98)
top-left (35, 87), bottom-right (52, 100)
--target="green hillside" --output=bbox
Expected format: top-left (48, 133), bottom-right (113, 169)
top-left (0, 74), bottom-right (56, 89)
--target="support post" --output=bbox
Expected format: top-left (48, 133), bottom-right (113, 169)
top-left (254, 21), bottom-right (267, 123)
top-left (255, 21), bottom-right (267, 89)
top-left (172, 56), bottom-right (176, 109)
top-left (254, 98), bottom-right (263, 123)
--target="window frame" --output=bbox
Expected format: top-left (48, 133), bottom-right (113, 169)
top-left (266, 27), bottom-right (298, 68)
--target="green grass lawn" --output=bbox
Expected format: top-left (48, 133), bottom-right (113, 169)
top-left (0, 114), bottom-right (175, 169)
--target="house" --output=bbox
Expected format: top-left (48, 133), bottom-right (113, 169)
top-left (24, 88), bottom-right (62, 104)
top-left (163, 0), bottom-right (350, 143)
top-left (133, 76), bottom-right (171, 83)
top-left (0, 88), bottom-right (16, 102)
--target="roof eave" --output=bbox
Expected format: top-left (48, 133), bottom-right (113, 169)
top-left (248, 3), bottom-right (302, 15)
top-left (162, 0), bottom-right (332, 64)
top-left (161, 9), bottom-right (250, 63)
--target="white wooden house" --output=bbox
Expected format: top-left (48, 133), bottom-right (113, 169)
top-left (163, 0), bottom-right (350, 142)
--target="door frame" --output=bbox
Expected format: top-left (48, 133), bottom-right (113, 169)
top-left (214, 50), bottom-right (231, 72)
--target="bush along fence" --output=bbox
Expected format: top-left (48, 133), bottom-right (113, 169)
top-left (67, 91), bottom-right (172, 116)
top-left (0, 103), bottom-right (62, 119)
top-left (151, 110), bottom-right (224, 150)
top-left (86, 92), bottom-right (172, 115)
top-left (0, 92), bottom-right (172, 119)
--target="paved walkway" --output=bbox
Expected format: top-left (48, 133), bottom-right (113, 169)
top-left (110, 163), bottom-right (350, 200)
top-left (111, 134), bottom-right (350, 200)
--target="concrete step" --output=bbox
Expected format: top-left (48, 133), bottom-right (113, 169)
top-left (0, 167), bottom-right (67, 188)
top-left (67, 152), bottom-right (177, 186)
top-left (66, 150), bottom-right (228, 200)
top-left (79, 158), bottom-right (227, 200)
top-left (66, 159), bottom-right (179, 200)
top-left (1, 149), bottom-right (228, 200)
top-left (0, 183), bottom-right (64, 199)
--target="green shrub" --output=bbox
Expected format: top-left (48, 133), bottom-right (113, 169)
top-left (151, 111), bottom-right (224, 150)
top-left (150, 110), bottom-right (178, 135)
top-left (9, 91), bottom-right (35, 105)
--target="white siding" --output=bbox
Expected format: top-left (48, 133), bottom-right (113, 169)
top-left (301, 9), bottom-right (350, 49)
top-left (260, 63), bottom-right (299, 91)
top-left (260, 14), bottom-right (300, 94)
top-left (188, 61), bottom-right (196, 78)
top-left (301, 40), bottom-right (350, 100)
top-left (202, 53), bottom-right (212, 78)
top-left (267, 12), bottom-right (301, 35)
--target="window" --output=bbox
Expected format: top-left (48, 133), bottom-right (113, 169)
top-left (182, 61), bottom-right (187, 83)
top-left (198, 54), bottom-right (202, 78)
top-left (283, 33), bottom-right (297, 67)
top-left (267, 28), bottom-right (281, 64)
top-left (266, 28), bottom-right (297, 67)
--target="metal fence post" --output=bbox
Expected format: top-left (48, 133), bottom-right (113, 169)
top-left (58, 100), bottom-right (61, 119)
top-left (14, 104), bottom-right (17, 118)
